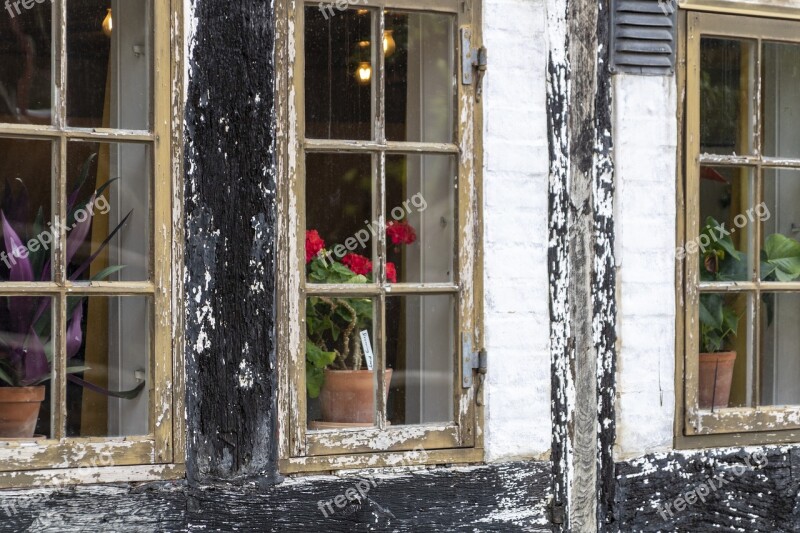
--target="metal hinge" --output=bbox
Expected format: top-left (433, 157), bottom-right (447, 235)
top-left (548, 501), bottom-right (565, 525)
top-left (460, 27), bottom-right (488, 102)
top-left (462, 334), bottom-right (487, 406)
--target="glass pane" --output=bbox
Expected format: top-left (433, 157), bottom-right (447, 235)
top-left (763, 42), bottom-right (800, 159)
top-left (762, 168), bottom-right (800, 283)
top-left (0, 3), bottom-right (53, 124)
top-left (385, 12), bottom-right (456, 143)
top-left (697, 166), bottom-right (755, 283)
top-left (0, 297), bottom-right (53, 439)
top-left (67, 1), bottom-right (152, 130)
top-left (387, 294), bottom-right (454, 424)
top-left (700, 38), bottom-right (756, 156)
top-left (0, 138), bottom-right (54, 281)
top-left (66, 295), bottom-right (151, 437)
top-left (304, 7), bottom-right (372, 140)
top-left (67, 141), bottom-right (151, 282)
top-left (760, 293), bottom-right (800, 406)
top-left (306, 296), bottom-right (377, 429)
top-left (386, 154), bottom-right (455, 283)
top-left (305, 153), bottom-right (373, 282)
top-left (697, 292), bottom-right (753, 410)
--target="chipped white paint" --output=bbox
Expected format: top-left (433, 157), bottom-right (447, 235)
top-left (482, 0), bottom-right (552, 462)
top-left (311, 426), bottom-right (430, 451)
top-left (0, 464), bottom-right (184, 490)
top-left (613, 74), bottom-right (678, 461)
top-left (238, 358), bottom-right (255, 389)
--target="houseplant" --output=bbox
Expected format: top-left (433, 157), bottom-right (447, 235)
top-left (305, 223), bottom-right (415, 425)
top-left (0, 155), bottom-right (143, 438)
top-left (698, 216), bottom-right (800, 409)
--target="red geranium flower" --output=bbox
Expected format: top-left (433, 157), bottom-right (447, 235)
top-left (305, 229), bottom-right (325, 264)
top-left (342, 253), bottom-right (372, 276)
top-left (386, 220), bottom-right (417, 245)
top-left (386, 262), bottom-right (397, 283)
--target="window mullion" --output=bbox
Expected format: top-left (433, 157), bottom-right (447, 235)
top-left (753, 161), bottom-right (763, 408)
top-left (375, 293), bottom-right (388, 429)
top-left (752, 34), bottom-right (763, 408)
top-left (53, 293), bottom-right (67, 439)
top-left (374, 8), bottom-right (388, 429)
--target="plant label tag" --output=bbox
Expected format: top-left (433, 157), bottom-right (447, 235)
top-left (360, 330), bottom-right (374, 371)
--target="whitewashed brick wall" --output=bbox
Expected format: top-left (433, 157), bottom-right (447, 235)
top-left (613, 74), bottom-right (678, 460)
top-left (482, 0), bottom-right (551, 461)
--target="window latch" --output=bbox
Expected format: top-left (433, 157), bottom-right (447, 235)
top-left (460, 27), bottom-right (488, 102)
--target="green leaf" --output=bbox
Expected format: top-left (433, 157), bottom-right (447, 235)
top-left (763, 233), bottom-right (800, 282)
top-left (67, 374), bottom-right (145, 400)
top-left (91, 265), bottom-right (126, 282)
top-left (306, 341), bottom-right (336, 368)
top-left (0, 365), bottom-right (14, 386)
top-left (698, 297), bottom-right (716, 328)
top-left (702, 216), bottom-right (742, 261)
top-left (32, 366), bottom-right (91, 385)
top-left (306, 364), bottom-right (325, 399)
top-left (94, 177), bottom-right (119, 198)
top-left (699, 293), bottom-right (738, 352)
top-left (305, 341), bottom-right (336, 398)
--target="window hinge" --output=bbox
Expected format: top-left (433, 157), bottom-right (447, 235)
top-left (460, 27), bottom-right (488, 102)
top-left (462, 333), bottom-right (487, 403)
top-left (548, 500), bottom-right (566, 525)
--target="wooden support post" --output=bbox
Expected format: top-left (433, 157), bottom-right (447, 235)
top-left (546, 0), bottom-right (616, 529)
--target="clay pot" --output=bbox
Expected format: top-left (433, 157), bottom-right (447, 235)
top-left (699, 351), bottom-right (736, 409)
top-left (0, 386), bottom-right (45, 438)
top-left (319, 369), bottom-right (392, 425)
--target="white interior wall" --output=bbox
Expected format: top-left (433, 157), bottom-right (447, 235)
top-left (613, 74), bottom-right (678, 460)
top-left (481, 0), bottom-right (551, 461)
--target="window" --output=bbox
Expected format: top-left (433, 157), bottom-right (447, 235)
top-left (0, 0), bottom-right (181, 481)
top-left (682, 11), bottom-right (800, 438)
top-left (277, 0), bottom-right (483, 471)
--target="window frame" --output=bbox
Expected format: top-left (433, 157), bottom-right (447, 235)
top-left (276, 0), bottom-right (485, 473)
top-left (679, 9), bottom-right (800, 442)
top-left (0, 0), bottom-right (185, 487)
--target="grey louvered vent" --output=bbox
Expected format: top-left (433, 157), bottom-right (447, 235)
top-left (611, 0), bottom-right (676, 75)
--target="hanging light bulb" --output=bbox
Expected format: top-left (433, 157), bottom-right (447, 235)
top-left (355, 61), bottom-right (372, 85)
top-left (383, 30), bottom-right (396, 57)
top-left (102, 8), bottom-right (113, 37)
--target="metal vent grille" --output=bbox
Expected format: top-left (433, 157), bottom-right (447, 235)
top-left (611, 0), bottom-right (676, 75)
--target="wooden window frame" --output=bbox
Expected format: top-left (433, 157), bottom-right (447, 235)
top-left (0, 0), bottom-right (185, 488)
top-left (275, 0), bottom-right (485, 473)
top-left (678, 9), bottom-right (800, 443)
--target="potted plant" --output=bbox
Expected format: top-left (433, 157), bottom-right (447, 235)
top-left (0, 155), bottom-right (143, 438)
top-left (304, 224), bottom-right (415, 426)
top-left (698, 216), bottom-right (800, 409)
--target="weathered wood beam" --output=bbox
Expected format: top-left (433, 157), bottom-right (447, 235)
top-left (547, 0), bottom-right (616, 528)
top-left (184, 0), bottom-right (279, 482)
top-left (0, 462), bottom-right (551, 531)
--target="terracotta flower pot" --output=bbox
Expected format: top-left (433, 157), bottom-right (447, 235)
top-left (699, 351), bottom-right (736, 409)
top-left (319, 369), bottom-right (392, 425)
top-left (0, 386), bottom-right (45, 438)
